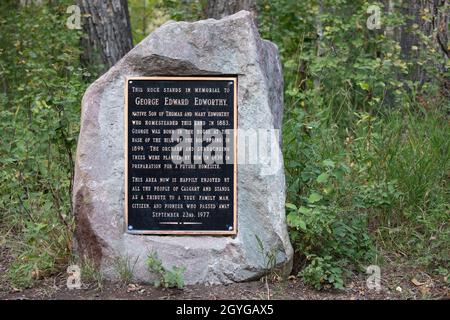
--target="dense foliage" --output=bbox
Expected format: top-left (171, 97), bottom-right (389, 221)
top-left (257, 0), bottom-right (449, 288)
top-left (0, 1), bottom-right (88, 287)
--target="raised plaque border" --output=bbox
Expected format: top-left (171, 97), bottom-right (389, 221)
top-left (124, 76), bottom-right (238, 236)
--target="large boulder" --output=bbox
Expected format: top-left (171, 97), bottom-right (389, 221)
top-left (73, 10), bottom-right (293, 284)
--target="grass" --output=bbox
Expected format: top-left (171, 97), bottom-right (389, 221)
top-left (114, 254), bottom-right (139, 285)
top-left (80, 258), bottom-right (104, 290)
top-left (283, 92), bottom-right (449, 288)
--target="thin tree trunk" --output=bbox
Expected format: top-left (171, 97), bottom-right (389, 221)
top-left (77, 0), bottom-right (133, 74)
top-left (381, 0), bottom-right (448, 96)
top-left (19, 0), bottom-right (44, 6)
top-left (314, 0), bottom-right (325, 90)
top-left (397, 0), bottom-right (448, 83)
top-left (425, 0), bottom-right (448, 59)
top-left (142, 0), bottom-right (147, 39)
top-left (205, 0), bottom-right (257, 20)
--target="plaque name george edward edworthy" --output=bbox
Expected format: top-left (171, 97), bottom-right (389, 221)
top-left (125, 76), bottom-right (238, 235)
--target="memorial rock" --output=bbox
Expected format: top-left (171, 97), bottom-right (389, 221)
top-left (73, 10), bottom-right (293, 284)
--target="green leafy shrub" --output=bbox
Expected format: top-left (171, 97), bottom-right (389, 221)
top-left (299, 255), bottom-right (345, 290)
top-left (146, 251), bottom-right (186, 289)
top-left (286, 157), bottom-right (375, 288)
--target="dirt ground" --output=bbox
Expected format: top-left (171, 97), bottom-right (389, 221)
top-left (1, 235), bottom-right (448, 300)
top-left (1, 267), bottom-right (448, 300)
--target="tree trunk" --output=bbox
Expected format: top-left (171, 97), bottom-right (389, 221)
top-left (381, 0), bottom-right (448, 95)
top-left (77, 0), bottom-right (133, 74)
top-left (19, 0), bottom-right (44, 6)
top-left (398, 0), bottom-right (448, 57)
top-left (314, 0), bottom-right (325, 90)
top-left (205, 0), bottom-right (257, 20)
top-left (396, 0), bottom-right (448, 83)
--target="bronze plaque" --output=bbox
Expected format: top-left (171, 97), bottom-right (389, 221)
top-left (125, 76), bottom-right (237, 235)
